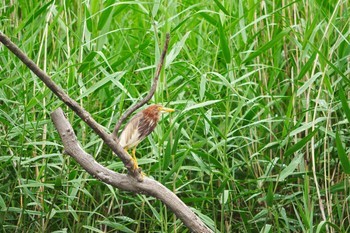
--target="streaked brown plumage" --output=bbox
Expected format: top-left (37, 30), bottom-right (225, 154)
top-left (119, 104), bottom-right (175, 170)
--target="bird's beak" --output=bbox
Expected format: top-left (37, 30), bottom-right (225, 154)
top-left (160, 107), bottom-right (175, 113)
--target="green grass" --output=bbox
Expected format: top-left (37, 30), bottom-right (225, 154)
top-left (1, 0), bottom-right (350, 232)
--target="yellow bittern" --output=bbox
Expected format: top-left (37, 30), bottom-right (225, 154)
top-left (118, 104), bottom-right (175, 170)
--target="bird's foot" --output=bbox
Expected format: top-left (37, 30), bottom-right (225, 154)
top-left (132, 160), bottom-right (139, 170)
top-left (135, 167), bottom-right (146, 178)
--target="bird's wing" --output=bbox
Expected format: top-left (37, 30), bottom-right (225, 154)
top-left (118, 112), bottom-right (143, 149)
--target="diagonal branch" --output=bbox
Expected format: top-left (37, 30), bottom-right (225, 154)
top-left (112, 33), bottom-right (170, 139)
top-left (0, 31), bottom-right (214, 232)
top-left (51, 108), bottom-right (213, 233)
top-left (0, 31), bottom-right (142, 181)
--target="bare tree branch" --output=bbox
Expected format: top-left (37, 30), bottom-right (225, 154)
top-left (0, 31), bottom-right (142, 181)
top-left (51, 108), bottom-right (213, 233)
top-left (0, 31), bottom-right (214, 232)
top-left (112, 33), bottom-right (170, 139)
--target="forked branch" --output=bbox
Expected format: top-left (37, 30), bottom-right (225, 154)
top-left (0, 31), bottom-right (142, 181)
top-left (51, 107), bottom-right (212, 233)
top-left (0, 31), bottom-right (213, 232)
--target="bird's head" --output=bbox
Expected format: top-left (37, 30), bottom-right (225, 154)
top-left (146, 104), bottom-right (175, 113)
top-left (156, 104), bottom-right (175, 113)
top-left (143, 104), bottom-right (175, 121)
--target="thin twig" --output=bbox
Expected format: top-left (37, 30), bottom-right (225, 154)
top-left (112, 33), bottom-right (170, 139)
top-left (0, 31), bottom-right (142, 181)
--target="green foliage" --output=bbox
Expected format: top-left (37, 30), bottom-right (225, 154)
top-left (1, 0), bottom-right (349, 232)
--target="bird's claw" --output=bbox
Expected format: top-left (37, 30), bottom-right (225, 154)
top-left (134, 167), bottom-right (145, 178)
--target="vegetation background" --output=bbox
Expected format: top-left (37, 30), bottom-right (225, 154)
top-left (1, 0), bottom-right (349, 232)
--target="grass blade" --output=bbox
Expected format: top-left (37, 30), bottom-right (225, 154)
top-left (339, 85), bottom-right (350, 124)
top-left (335, 132), bottom-right (350, 174)
top-left (285, 128), bottom-right (319, 157)
top-left (278, 154), bottom-right (303, 182)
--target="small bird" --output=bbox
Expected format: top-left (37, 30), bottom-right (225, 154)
top-left (118, 104), bottom-right (175, 170)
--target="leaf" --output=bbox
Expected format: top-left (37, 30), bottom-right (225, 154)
top-left (97, 1), bottom-right (114, 30)
top-left (199, 74), bottom-right (207, 101)
top-left (77, 71), bottom-right (125, 100)
top-left (335, 132), bottom-right (350, 174)
top-left (218, 190), bottom-right (229, 205)
top-left (309, 43), bottom-right (350, 85)
top-left (162, 153), bottom-right (187, 183)
top-left (18, 1), bottom-right (54, 30)
top-left (0, 195), bottom-right (6, 211)
top-left (0, 76), bottom-right (21, 86)
top-left (278, 153), bottom-right (303, 182)
top-left (78, 51), bottom-right (97, 73)
top-left (85, 4), bottom-right (92, 32)
top-left (83, 226), bottom-right (105, 233)
top-left (97, 220), bottom-right (134, 233)
top-left (297, 72), bottom-right (323, 96)
top-left (207, 71), bottom-right (235, 92)
top-left (191, 208), bottom-right (218, 232)
top-left (245, 28), bottom-right (291, 62)
top-left (17, 180), bottom-right (55, 189)
top-left (285, 128), bottom-right (318, 157)
top-left (289, 118), bottom-right (326, 136)
top-left (183, 100), bottom-right (221, 113)
top-left (166, 31), bottom-right (191, 68)
top-left (238, 0), bottom-right (247, 43)
top-left (213, 0), bottom-right (230, 15)
top-left (339, 85), bottom-right (350, 124)
top-left (218, 22), bottom-right (231, 64)
top-left (198, 12), bottom-right (218, 26)
top-left (191, 152), bottom-right (210, 174)
top-left (151, 0), bottom-right (160, 17)
top-left (296, 52), bottom-right (317, 83)
top-left (200, 110), bottom-right (226, 138)
top-left (266, 182), bottom-right (274, 207)
top-left (260, 224), bottom-right (272, 233)
top-left (316, 220), bottom-right (341, 233)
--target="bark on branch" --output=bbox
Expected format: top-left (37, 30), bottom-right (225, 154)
top-left (0, 31), bottom-right (214, 232)
top-left (51, 108), bottom-right (212, 233)
top-left (0, 31), bottom-right (142, 181)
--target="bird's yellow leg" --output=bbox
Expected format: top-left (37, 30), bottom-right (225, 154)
top-left (132, 146), bottom-right (139, 169)
top-left (124, 148), bottom-right (136, 169)
top-left (132, 147), bottom-right (146, 176)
